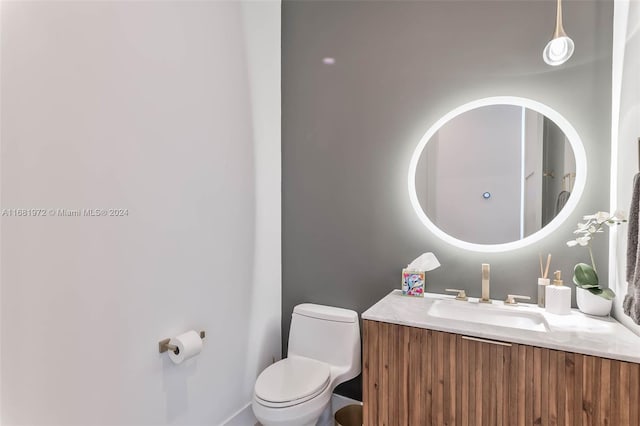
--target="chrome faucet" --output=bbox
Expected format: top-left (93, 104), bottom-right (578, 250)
top-left (480, 263), bottom-right (491, 303)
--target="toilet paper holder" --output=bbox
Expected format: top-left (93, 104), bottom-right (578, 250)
top-left (159, 331), bottom-right (205, 354)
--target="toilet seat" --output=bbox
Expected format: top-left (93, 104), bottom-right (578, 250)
top-left (254, 356), bottom-right (331, 408)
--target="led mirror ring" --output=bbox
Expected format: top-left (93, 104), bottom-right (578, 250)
top-left (407, 96), bottom-right (587, 253)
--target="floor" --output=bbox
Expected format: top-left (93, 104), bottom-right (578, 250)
top-left (242, 393), bottom-right (362, 426)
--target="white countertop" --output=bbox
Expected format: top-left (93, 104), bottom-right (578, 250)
top-left (362, 290), bottom-right (640, 364)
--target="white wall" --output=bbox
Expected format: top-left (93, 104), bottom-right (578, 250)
top-left (238, 1), bottom-right (282, 419)
top-left (0, 1), bottom-right (281, 424)
top-left (612, 0), bottom-right (640, 335)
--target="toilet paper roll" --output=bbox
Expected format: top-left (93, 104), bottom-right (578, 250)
top-left (168, 330), bottom-right (203, 364)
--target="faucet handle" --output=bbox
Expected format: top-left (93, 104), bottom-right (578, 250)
top-left (504, 294), bottom-right (531, 305)
top-left (445, 288), bottom-right (468, 301)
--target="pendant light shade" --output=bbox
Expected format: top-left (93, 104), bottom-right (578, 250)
top-left (543, 0), bottom-right (574, 66)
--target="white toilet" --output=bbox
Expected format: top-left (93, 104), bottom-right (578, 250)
top-left (252, 303), bottom-right (361, 426)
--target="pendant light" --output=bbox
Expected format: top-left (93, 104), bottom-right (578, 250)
top-left (543, 0), bottom-right (575, 66)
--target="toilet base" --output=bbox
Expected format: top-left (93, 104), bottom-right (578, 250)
top-left (316, 403), bottom-right (332, 426)
top-left (252, 388), bottom-right (331, 426)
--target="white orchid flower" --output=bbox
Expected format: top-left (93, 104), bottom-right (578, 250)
top-left (605, 210), bottom-right (628, 226)
top-left (570, 210), bottom-right (625, 249)
top-left (595, 211), bottom-right (611, 224)
top-left (576, 235), bottom-right (591, 246)
top-left (611, 210), bottom-right (627, 220)
top-left (569, 210), bottom-right (625, 283)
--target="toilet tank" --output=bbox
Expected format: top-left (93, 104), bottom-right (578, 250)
top-left (288, 304), bottom-right (360, 380)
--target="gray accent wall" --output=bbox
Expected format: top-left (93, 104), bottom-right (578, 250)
top-left (283, 0), bottom-right (612, 400)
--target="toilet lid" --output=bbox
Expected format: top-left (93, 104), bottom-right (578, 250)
top-left (254, 356), bottom-right (330, 405)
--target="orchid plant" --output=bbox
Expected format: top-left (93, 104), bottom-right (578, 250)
top-left (566, 211), bottom-right (626, 299)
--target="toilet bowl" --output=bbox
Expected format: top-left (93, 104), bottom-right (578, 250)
top-left (252, 304), bottom-right (361, 426)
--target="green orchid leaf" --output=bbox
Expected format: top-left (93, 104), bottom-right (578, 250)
top-left (585, 287), bottom-right (616, 300)
top-left (599, 288), bottom-right (616, 300)
top-left (575, 282), bottom-right (600, 289)
top-left (587, 287), bottom-right (603, 295)
top-left (573, 263), bottom-right (599, 286)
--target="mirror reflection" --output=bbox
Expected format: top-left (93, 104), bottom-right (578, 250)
top-left (415, 104), bottom-right (576, 245)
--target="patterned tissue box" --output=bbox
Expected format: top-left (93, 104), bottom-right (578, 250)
top-left (402, 269), bottom-right (425, 297)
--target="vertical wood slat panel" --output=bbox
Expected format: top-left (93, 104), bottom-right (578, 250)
top-left (583, 354), bottom-right (594, 424)
top-left (363, 319), bottom-right (370, 426)
top-left (629, 362), bottom-right (639, 426)
top-left (481, 342), bottom-right (488, 426)
top-left (557, 351), bottom-right (566, 426)
top-left (620, 361), bottom-right (630, 426)
top-left (363, 320), bottom-right (640, 426)
top-left (489, 344), bottom-right (498, 426)
top-left (408, 327), bottom-right (423, 425)
top-left (428, 330), bottom-right (436, 426)
top-left (456, 334), bottom-right (464, 426)
top-left (509, 343), bottom-right (519, 426)
top-left (448, 333), bottom-right (457, 426)
top-left (541, 348), bottom-right (549, 425)
top-left (364, 320), bottom-right (376, 425)
top-left (573, 353), bottom-right (583, 426)
top-left (443, 332), bottom-right (451, 425)
top-left (469, 336), bottom-right (477, 426)
top-left (374, 321), bottom-right (381, 424)
top-left (611, 359), bottom-right (620, 426)
top-left (599, 358), bottom-right (611, 425)
top-left (368, 321), bottom-right (376, 426)
top-left (533, 347), bottom-right (541, 425)
top-left (479, 344), bottom-right (491, 425)
top-left (549, 349), bottom-right (558, 426)
top-left (388, 323), bottom-right (398, 426)
top-left (422, 329), bottom-right (432, 426)
top-left (475, 342), bottom-right (486, 426)
top-left (502, 342), bottom-right (511, 424)
top-left (443, 333), bottom-right (456, 425)
top-left (565, 352), bottom-right (575, 426)
top-left (593, 357), bottom-right (602, 424)
top-left (379, 322), bottom-right (389, 426)
top-left (495, 345), bottom-right (504, 426)
top-left (435, 331), bottom-right (444, 426)
top-left (399, 324), bottom-right (410, 425)
top-left (517, 345), bottom-right (526, 426)
top-left (525, 346), bottom-right (534, 426)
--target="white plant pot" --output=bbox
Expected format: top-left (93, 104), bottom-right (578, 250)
top-left (576, 287), bottom-right (613, 316)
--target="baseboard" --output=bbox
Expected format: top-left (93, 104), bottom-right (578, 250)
top-left (221, 402), bottom-right (258, 426)
top-left (222, 393), bottom-right (362, 426)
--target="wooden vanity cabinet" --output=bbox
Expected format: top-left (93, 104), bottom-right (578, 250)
top-left (363, 319), bottom-right (640, 426)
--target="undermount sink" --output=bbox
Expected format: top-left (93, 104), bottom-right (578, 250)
top-left (427, 299), bottom-right (550, 332)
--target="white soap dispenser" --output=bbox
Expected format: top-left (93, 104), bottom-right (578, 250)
top-left (545, 270), bottom-right (571, 315)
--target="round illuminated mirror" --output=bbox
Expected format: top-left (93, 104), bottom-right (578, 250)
top-left (408, 97), bottom-right (586, 252)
